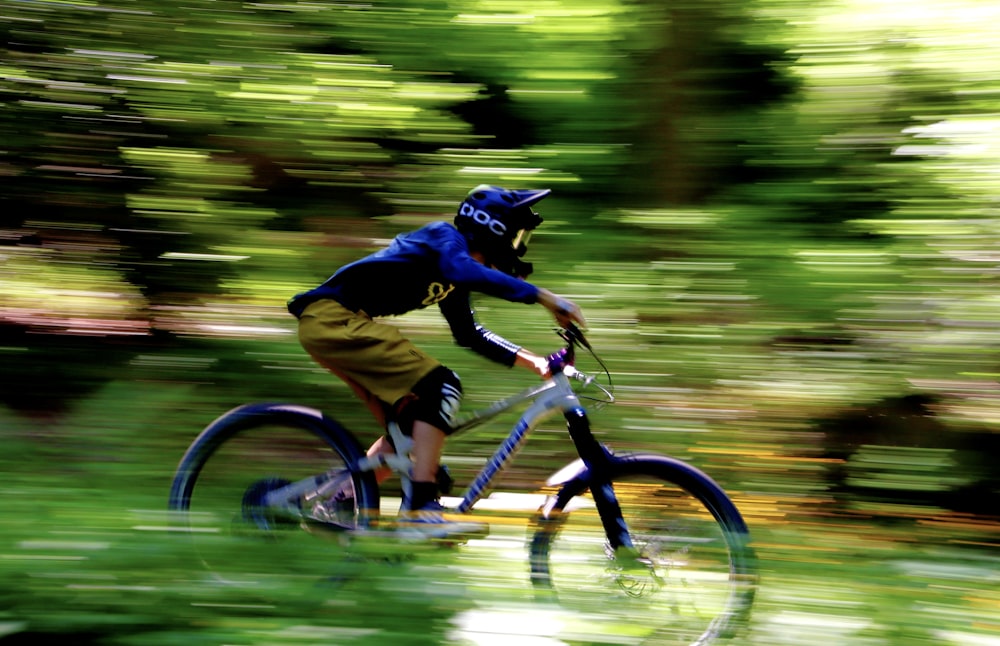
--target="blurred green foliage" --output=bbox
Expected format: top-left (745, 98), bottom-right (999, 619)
top-left (2, 0), bottom-right (1000, 643)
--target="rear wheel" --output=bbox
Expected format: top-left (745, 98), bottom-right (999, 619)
top-left (169, 403), bottom-right (379, 587)
top-left (530, 454), bottom-right (756, 645)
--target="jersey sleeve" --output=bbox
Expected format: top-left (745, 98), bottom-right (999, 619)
top-left (439, 290), bottom-right (522, 366)
top-left (432, 224), bottom-right (540, 303)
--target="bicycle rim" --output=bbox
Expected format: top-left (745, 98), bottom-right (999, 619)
top-left (531, 463), bottom-right (756, 645)
top-left (173, 420), bottom-right (367, 588)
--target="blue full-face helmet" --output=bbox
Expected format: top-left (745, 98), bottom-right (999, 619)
top-left (454, 184), bottom-right (550, 278)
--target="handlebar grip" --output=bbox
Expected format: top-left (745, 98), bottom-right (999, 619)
top-left (562, 365), bottom-right (589, 383)
top-left (547, 347), bottom-right (571, 373)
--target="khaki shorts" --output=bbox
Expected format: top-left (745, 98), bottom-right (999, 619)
top-left (297, 299), bottom-right (441, 410)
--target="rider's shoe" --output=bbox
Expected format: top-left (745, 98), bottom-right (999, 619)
top-left (396, 501), bottom-right (488, 541)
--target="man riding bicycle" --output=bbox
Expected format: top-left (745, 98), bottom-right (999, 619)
top-left (287, 185), bottom-right (586, 538)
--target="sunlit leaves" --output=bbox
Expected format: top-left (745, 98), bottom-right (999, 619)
top-left (0, 246), bottom-right (146, 323)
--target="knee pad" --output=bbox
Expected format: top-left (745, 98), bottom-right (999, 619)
top-left (402, 365), bottom-right (463, 435)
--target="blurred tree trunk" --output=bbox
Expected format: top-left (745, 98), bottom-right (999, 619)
top-left (626, 1), bottom-right (796, 206)
top-left (633, 7), bottom-right (698, 205)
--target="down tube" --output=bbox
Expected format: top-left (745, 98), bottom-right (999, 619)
top-left (456, 400), bottom-right (551, 513)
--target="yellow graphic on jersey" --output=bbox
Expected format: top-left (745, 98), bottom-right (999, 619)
top-left (422, 282), bottom-right (455, 306)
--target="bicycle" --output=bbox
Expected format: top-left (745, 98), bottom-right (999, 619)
top-left (168, 324), bottom-right (757, 644)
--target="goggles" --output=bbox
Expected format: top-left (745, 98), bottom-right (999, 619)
top-left (512, 228), bottom-right (533, 258)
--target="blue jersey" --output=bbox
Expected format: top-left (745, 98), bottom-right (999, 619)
top-left (288, 221), bottom-right (540, 365)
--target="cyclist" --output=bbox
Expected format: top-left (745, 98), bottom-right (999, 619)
top-left (287, 185), bottom-right (586, 538)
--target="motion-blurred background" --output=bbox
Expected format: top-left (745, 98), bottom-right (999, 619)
top-left (1, 0), bottom-right (998, 644)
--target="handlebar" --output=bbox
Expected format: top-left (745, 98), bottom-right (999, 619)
top-left (562, 364), bottom-right (590, 384)
top-left (452, 324), bottom-right (614, 433)
top-left (547, 322), bottom-right (587, 370)
top-left (548, 324), bottom-right (614, 404)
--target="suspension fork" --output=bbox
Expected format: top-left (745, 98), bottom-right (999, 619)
top-left (564, 408), bottom-right (634, 551)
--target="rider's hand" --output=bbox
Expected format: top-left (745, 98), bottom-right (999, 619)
top-left (537, 288), bottom-right (587, 329)
top-left (515, 349), bottom-right (551, 380)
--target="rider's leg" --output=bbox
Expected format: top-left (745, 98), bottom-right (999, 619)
top-left (393, 369), bottom-right (485, 536)
top-left (410, 421), bottom-right (446, 481)
top-left (395, 366), bottom-right (463, 512)
top-left (297, 302), bottom-right (465, 519)
top-left (408, 420), bottom-right (447, 509)
top-left (322, 370), bottom-right (395, 483)
top-left (366, 436), bottom-right (395, 484)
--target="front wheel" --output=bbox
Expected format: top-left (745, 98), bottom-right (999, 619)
top-left (529, 453), bottom-right (757, 646)
top-left (168, 403), bottom-right (380, 587)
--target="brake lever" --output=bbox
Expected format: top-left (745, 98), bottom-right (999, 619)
top-left (561, 322), bottom-right (591, 350)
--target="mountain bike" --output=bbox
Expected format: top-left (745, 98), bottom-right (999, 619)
top-left (168, 324), bottom-right (757, 644)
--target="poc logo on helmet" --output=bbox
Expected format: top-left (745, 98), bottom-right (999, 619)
top-left (459, 202), bottom-right (507, 236)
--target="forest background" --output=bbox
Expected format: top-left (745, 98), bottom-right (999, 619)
top-left (1, 0), bottom-right (998, 644)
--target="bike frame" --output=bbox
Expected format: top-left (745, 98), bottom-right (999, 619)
top-left (252, 324), bottom-right (634, 550)
top-left (453, 370), bottom-right (583, 514)
top-left (348, 362), bottom-right (633, 550)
